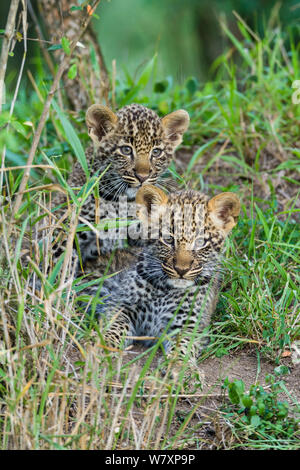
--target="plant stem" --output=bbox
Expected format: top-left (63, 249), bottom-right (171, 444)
top-left (0, 0), bottom-right (20, 114)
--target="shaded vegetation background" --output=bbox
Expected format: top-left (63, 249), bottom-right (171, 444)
top-left (96, 0), bottom-right (300, 81)
top-left (2, 0), bottom-right (300, 88)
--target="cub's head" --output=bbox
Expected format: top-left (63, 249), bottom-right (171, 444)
top-left (86, 103), bottom-right (189, 199)
top-left (136, 185), bottom-right (240, 288)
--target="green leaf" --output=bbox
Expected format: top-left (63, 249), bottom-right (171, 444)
top-left (241, 395), bottom-right (253, 408)
top-left (166, 162), bottom-right (185, 184)
top-left (90, 44), bottom-right (100, 77)
top-left (154, 80), bottom-right (168, 93)
top-left (61, 36), bottom-right (71, 55)
top-left (11, 120), bottom-right (27, 137)
top-left (17, 298), bottom-right (25, 338)
top-left (249, 405), bottom-right (257, 416)
top-left (48, 44), bottom-right (62, 51)
top-left (255, 203), bottom-right (270, 239)
top-left (221, 22), bottom-right (253, 68)
top-left (274, 365), bottom-right (290, 376)
top-left (0, 111), bottom-right (10, 126)
top-left (68, 63), bottom-right (77, 80)
top-left (51, 99), bottom-right (89, 178)
top-left (228, 380), bottom-right (245, 405)
top-left (250, 415), bottom-right (261, 428)
top-left (47, 254), bottom-right (65, 288)
top-left (42, 153), bottom-right (78, 205)
top-left (137, 54), bottom-right (157, 88)
top-left (186, 77), bottom-right (198, 95)
top-left (257, 401), bottom-right (266, 416)
top-left (120, 55), bottom-right (157, 106)
top-left (228, 386), bottom-right (240, 404)
top-left (215, 346), bottom-right (229, 358)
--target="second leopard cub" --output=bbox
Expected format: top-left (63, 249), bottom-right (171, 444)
top-left (93, 185), bottom-right (240, 362)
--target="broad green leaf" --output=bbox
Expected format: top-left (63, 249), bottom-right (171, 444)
top-left (11, 120), bottom-right (27, 137)
top-left (51, 99), bottom-right (89, 178)
top-left (61, 36), bottom-right (71, 55)
top-left (154, 80), bottom-right (168, 93)
top-left (185, 77), bottom-right (198, 95)
top-left (42, 153), bottom-right (78, 205)
top-left (250, 414), bottom-right (261, 428)
top-left (221, 22), bottom-right (253, 68)
top-left (48, 44), bottom-right (62, 51)
top-left (47, 254), bottom-right (65, 289)
top-left (255, 204), bottom-right (270, 239)
top-left (137, 54), bottom-right (157, 88)
top-left (68, 63), bottom-right (77, 80)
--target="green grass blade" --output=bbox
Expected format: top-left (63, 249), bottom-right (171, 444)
top-left (51, 99), bottom-right (89, 178)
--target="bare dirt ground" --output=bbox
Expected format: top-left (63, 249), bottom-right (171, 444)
top-left (201, 350), bottom-right (299, 398)
top-left (120, 344), bottom-right (300, 399)
top-left (115, 344), bottom-right (300, 449)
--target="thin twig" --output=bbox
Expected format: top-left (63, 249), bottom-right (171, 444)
top-left (0, 0), bottom-right (20, 197)
top-left (0, 0), bottom-right (20, 113)
top-left (9, 0), bottom-right (28, 116)
top-left (0, 164), bottom-right (53, 172)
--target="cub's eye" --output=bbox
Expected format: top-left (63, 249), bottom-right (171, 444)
top-left (194, 240), bottom-right (210, 251)
top-left (160, 236), bottom-right (174, 247)
top-left (152, 148), bottom-right (162, 157)
top-left (120, 145), bottom-right (133, 156)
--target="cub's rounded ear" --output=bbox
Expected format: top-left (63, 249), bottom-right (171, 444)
top-left (208, 192), bottom-right (240, 234)
top-left (86, 104), bottom-right (118, 144)
top-left (161, 109), bottom-right (189, 147)
top-left (136, 185), bottom-right (168, 224)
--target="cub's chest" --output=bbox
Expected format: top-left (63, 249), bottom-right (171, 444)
top-left (137, 282), bottom-right (194, 313)
top-left (132, 285), bottom-right (197, 338)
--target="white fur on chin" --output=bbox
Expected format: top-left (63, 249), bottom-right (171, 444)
top-left (167, 278), bottom-right (195, 289)
top-left (126, 187), bottom-right (138, 200)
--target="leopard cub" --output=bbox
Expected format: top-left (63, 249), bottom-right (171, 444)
top-left (51, 104), bottom-right (189, 275)
top-left (92, 185), bottom-right (240, 363)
